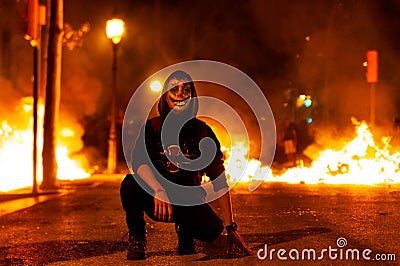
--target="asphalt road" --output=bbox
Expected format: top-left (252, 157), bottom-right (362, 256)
top-left (0, 175), bottom-right (398, 265)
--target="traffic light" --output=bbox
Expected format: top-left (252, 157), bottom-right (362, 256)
top-left (366, 50), bottom-right (378, 83)
top-left (304, 97), bottom-right (312, 108)
top-left (297, 94), bottom-right (313, 108)
top-left (26, 0), bottom-right (39, 41)
top-left (25, 0), bottom-right (46, 44)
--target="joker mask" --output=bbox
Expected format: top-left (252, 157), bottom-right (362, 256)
top-left (166, 77), bottom-right (192, 112)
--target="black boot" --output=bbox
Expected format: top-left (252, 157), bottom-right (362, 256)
top-left (175, 224), bottom-right (197, 255)
top-left (127, 233), bottom-right (146, 260)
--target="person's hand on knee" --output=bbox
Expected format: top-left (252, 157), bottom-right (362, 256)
top-left (154, 189), bottom-right (172, 222)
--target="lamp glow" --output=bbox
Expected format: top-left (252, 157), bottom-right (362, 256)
top-left (150, 81), bottom-right (162, 92)
top-left (106, 18), bottom-right (125, 44)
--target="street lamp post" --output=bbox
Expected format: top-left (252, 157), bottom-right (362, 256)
top-left (106, 18), bottom-right (125, 174)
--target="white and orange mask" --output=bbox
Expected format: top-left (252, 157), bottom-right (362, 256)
top-left (166, 77), bottom-right (192, 113)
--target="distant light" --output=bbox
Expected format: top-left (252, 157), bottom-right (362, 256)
top-left (307, 117), bottom-right (313, 124)
top-left (304, 98), bottom-right (312, 108)
top-left (150, 80), bottom-right (162, 92)
top-left (305, 36), bottom-right (311, 42)
top-left (363, 61), bottom-right (368, 67)
top-left (299, 94), bottom-right (306, 101)
top-left (106, 18), bottom-right (125, 44)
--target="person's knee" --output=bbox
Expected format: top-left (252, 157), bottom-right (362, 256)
top-left (120, 174), bottom-right (143, 206)
top-left (208, 221), bottom-right (224, 242)
top-left (120, 174), bottom-right (141, 192)
top-left (195, 218), bottom-right (224, 242)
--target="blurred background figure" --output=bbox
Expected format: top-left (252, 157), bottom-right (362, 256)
top-left (281, 118), bottom-right (297, 167)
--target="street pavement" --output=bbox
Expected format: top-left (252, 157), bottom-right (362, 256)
top-left (0, 174), bottom-right (399, 265)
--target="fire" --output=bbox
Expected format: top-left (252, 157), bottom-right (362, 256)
top-left (223, 142), bottom-right (274, 183)
top-left (222, 118), bottom-right (400, 185)
top-left (56, 147), bottom-right (90, 180)
top-left (0, 97), bottom-right (90, 192)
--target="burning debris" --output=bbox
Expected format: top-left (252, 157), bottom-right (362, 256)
top-left (221, 117), bottom-right (400, 185)
top-left (0, 97), bottom-right (89, 192)
top-left (2, 96), bottom-right (399, 193)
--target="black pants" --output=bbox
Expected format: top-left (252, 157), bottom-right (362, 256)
top-left (120, 174), bottom-right (223, 242)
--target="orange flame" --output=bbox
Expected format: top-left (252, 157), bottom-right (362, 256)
top-left (0, 97), bottom-right (90, 192)
top-left (223, 142), bottom-right (273, 183)
top-left (221, 118), bottom-right (400, 185)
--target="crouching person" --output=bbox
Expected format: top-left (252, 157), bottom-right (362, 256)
top-left (120, 70), bottom-right (252, 260)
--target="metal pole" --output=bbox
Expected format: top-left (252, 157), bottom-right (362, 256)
top-left (107, 43), bottom-right (118, 174)
top-left (33, 45), bottom-right (39, 195)
top-left (370, 83), bottom-right (375, 127)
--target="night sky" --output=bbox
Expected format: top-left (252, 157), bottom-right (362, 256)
top-left (0, 0), bottom-right (398, 173)
top-left (1, 0), bottom-right (400, 145)
top-left (60, 0), bottom-right (400, 127)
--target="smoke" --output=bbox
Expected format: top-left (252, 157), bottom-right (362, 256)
top-left (196, 81), bottom-right (264, 160)
top-left (59, 48), bottom-right (104, 165)
top-left (0, 77), bottom-right (29, 133)
top-left (0, 49), bottom-right (103, 173)
top-left (248, 0), bottom-right (400, 124)
top-left (62, 49), bottom-right (103, 118)
top-left (60, 0), bottom-right (400, 160)
top-left (4, 0), bottom-right (397, 167)
top-left (61, 0), bottom-right (400, 125)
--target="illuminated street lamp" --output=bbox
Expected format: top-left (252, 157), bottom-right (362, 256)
top-left (150, 80), bottom-right (162, 92)
top-left (106, 18), bottom-right (125, 174)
